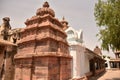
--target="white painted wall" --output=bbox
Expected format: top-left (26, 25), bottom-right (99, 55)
top-left (70, 50), bottom-right (77, 78)
top-left (69, 45), bottom-right (87, 78)
top-left (84, 54), bottom-right (90, 73)
top-left (76, 45), bottom-right (84, 77)
top-left (78, 45), bottom-right (85, 77)
top-left (69, 44), bottom-right (95, 78)
top-left (66, 27), bottom-right (93, 78)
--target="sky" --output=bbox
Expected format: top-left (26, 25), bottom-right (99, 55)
top-left (0, 0), bottom-right (115, 57)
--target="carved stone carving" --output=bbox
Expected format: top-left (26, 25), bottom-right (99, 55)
top-left (0, 17), bottom-right (11, 40)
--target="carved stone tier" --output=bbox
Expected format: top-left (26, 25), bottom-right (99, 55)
top-left (18, 23), bottom-right (67, 44)
top-left (16, 38), bottom-right (70, 59)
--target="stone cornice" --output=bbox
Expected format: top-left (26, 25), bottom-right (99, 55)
top-left (17, 36), bottom-right (69, 46)
top-left (14, 52), bottom-right (72, 59)
top-left (25, 14), bottom-right (63, 29)
top-left (23, 21), bottom-right (66, 36)
top-left (0, 39), bottom-right (17, 46)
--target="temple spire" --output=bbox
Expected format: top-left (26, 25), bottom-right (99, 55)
top-left (43, 1), bottom-right (49, 8)
top-left (36, 1), bottom-right (55, 17)
top-left (62, 16), bottom-right (65, 21)
top-left (61, 16), bottom-right (68, 25)
top-left (61, 16), bottom-right (69, 30)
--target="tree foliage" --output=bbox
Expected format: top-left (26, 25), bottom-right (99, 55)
top-left (94, 0), bottom-right (120, 51)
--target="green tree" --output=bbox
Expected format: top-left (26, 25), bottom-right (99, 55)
top-left (94, 0), bottom-right (120, 51)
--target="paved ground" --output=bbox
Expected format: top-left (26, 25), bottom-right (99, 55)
top-left (90, 69), bottom-right (120, 80)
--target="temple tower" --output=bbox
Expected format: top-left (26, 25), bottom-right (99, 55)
top-left (94, 46), bottom-right (102, 56)
top-left (14, 2), bottom-right (72, 80)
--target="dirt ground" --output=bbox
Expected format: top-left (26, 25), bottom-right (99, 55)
top-left (90, 69), bottom-right (120, 80)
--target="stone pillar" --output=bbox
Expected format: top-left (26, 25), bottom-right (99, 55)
top-left (117, 54), bottom-right (119, 58)
top-left (93, 59), bottom-right (96, 76)
top-left (117, 62), bottom-right (119, 68)
top-left (112, 62), bottom-right (114, 68)
top-left (90, 59), bottom-right (96, 75)
top-left (109, 62), bottom-right (112, 68)
top-left (113, 62), bottom-right (115, 68)
top-left (4, 45), bottom-right (17, 80)
top-left (119, 62), bottom-right (120, 68)
top-left (100, 61), bottom-right (102, 69)
top-left (97, 59), bottom-right (100, 70)
top-left (0, 46), bottom-right (5, 80)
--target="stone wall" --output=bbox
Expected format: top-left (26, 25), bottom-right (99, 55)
top-left (0, 46), bottom-right (5, 79)
top-left (60, 57), bottom-right (72, 80)
top-left (4, 45), bottom-right (17, 80)
top-left (14, 56), bottom-right (72, 80)
top-left (0, 44), bottom-right (17, 80)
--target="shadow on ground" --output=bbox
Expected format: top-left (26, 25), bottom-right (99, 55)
top-left (90, 71), bottom-right (106, 80)
top-left (105, 78), bottom-right (120, 80)
top-left (112, 78), bottom-right (120, 80)
top-left (90, 70), bottom-right (120, 80)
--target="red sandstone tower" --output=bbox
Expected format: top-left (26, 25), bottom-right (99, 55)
top-left (14, 2), bottom-right (72, 80)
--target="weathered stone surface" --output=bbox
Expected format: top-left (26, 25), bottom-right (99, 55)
top-left (0, 17), bottom-right (11, 40)
top-left (0, 43), bottom-right (17, 80)
top-left (14, 1), bottom-right (72, 80)
top-left (0, 17), bottom-right (18, 80)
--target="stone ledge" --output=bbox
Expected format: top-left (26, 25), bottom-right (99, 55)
top-left (14, 52), bottom-right (72, 59)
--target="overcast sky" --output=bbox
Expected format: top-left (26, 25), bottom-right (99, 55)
top-left (0, 0), bottom-right (115, 57)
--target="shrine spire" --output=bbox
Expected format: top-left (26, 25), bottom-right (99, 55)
top-left (43, 1), bottom-right (49, 8)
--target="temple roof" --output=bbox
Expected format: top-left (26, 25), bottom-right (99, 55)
top-left (115, 51), bottom-right (120, 54)
top-left (110, 59), bottom-right (120, 62)
top-left (36, 1), bottom-right (55, 17)
top-left (85, 47), bottom-right (102, 59)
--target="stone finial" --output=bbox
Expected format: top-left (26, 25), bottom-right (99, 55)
top-left (2, 17), bottom-right (11, 29)
top-left (62, 16), bottom-right (65, 21)
top-left (36, 1), bottom-right (55, 17)
top-left (43, 1), bottom-right (49, 8)
top-left (61, 16), bottom-right (69, 30)
top-left (3, 17), bottom-right (10, 22)
top-left (61, 16), bottom-right (68, 25)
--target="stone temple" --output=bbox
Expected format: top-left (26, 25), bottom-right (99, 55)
top-left (14, 2), bottom-right (72, 80)
top-left (0, 1), bottom-right (107, 80)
